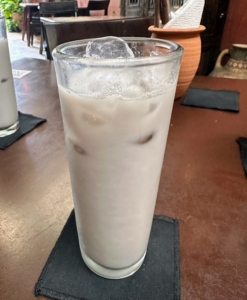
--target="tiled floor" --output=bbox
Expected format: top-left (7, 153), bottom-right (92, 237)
top-left (7, 32), bottom-right (46, 62)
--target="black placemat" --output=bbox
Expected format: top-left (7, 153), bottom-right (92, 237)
top-left (35, 210), bottom-right (180, 300)
top-left (182, 87), bottom-right (240, 112)
top-left (236, 137), bottom-right (247, 176)
top-left (0, 111), bottom-right (46, 150)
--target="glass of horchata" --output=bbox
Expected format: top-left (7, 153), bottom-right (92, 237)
top-left (0, 15), bottom-right (19, 137)
top-left (53, 37), bottom-right (183, 279)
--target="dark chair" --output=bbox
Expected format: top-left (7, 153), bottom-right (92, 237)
top-left (30, 1), bottom-right (78, 54)
top-left (42, 17), bottom-right (154, 59)
top-left (39, 0), bottom-right (78, 15)
top-left (85, 0), bottom-right (110, 16)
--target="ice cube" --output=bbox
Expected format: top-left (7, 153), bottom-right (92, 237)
top-left (74, 144), bottom-right (87, 155)
top-left (134, 132), bottom-right (155, 145)
top-left (82, 111), bottom-right (105, 126)
top-left (85, 36), bottom-right (134, 59)
top-left (148, 103), bottom-right (158, 113)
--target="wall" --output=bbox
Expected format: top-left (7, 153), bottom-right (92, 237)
top-left (221, 0), bottom-right (247, 50)
top-left (85, 0), bottom-right (121, 16)
top-left (108, 0), bottom-right (121, 16)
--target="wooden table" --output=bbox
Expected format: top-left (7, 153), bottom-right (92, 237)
top-left (40, 15), bottom-right (134, 24)
top-left (20, 3), bottom-right (39, 47)
top-left (39, 15), bottom-right (144, 60)
top-left (0, 58), bottom-right (247, 299)
top-left (20, 2), bottom-right (88, 47)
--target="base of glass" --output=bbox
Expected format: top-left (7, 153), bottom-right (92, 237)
top-left (80, 246), bottom-right (146, 279)
top-left (0, 120), bottom-right (19, 137)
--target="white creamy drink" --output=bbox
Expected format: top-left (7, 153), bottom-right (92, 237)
top-left (53, 37), bottom-right (183, 279)
top-left (0, 38), bottom-right (18, 129)
top-left (58, 69), bottom-right (176, 269)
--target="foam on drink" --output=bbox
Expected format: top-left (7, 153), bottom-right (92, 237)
top-left (58, 68), bottom-right (176, 270)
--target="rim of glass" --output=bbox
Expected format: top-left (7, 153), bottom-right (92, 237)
top-left (53, 37), bottom-right (183, 67)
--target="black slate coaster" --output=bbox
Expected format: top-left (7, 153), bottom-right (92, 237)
top-left (0, 111), bottom-right (46, 150)
top-left (182, 87), bottom-right (240, 112)
top-left (236, 137), bottom-right (247, 176)
top-left (35, 210), bottom-right (180, 300)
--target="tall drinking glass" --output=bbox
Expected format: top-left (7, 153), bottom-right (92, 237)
top-left (0, 15), bottom-right (19, 137)
top-left (53, 37), bottom-right (183, 279)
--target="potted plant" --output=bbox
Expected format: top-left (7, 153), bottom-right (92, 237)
top-left (0, 0), bottom-right (23, 32)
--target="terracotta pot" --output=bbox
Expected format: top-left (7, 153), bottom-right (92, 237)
top-left (12, 12), bottom-right (21, 22)
top-left (148, 25), bottom-right (205, 99)
top-left (12, 12), bottom-right (23, 32)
